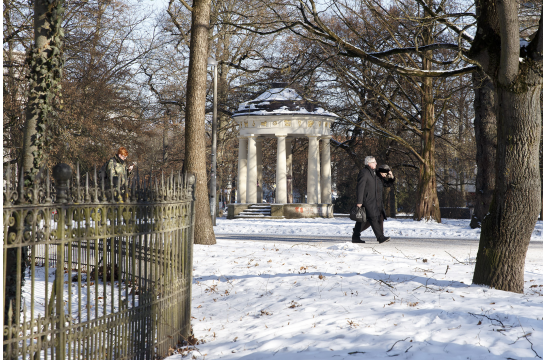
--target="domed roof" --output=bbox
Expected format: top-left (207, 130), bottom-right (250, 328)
top-left (233, 83), bottom-right (337, 117)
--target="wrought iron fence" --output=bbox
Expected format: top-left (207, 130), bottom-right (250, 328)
top-left (3, 163), bottom-right (196, 359)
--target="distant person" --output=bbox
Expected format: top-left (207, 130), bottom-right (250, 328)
top-left (105, 146), bottom-right (134, 191)
top-left (352, 156), bottom-right (395, 244)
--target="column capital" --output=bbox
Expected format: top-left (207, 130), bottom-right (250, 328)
top-left (237, 135), bottom-right (248, 140)
top-left (306, 134), bottom-right (321, 138)
top-left (246, 134), bottom-right (258, 138)
top-left (275, 134), bottom-right (288, 138)
top-left (320, 135), bottom-right (333, 140)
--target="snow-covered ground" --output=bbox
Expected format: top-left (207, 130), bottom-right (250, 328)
top-left (213, 217), bottom-right (543, 241)
top-left (166, 218), bottom-right (543, 359)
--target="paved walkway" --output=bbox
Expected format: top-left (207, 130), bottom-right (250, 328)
top-left (216, 234), bottom-right (543, 264)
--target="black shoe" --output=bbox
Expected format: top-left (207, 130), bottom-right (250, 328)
top-left (352, 229), bottom-right (364, 243)
top-left (378, 236), bottom-right (390, 244)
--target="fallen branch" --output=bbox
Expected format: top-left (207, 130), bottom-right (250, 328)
top-left (517, 317), bottom-right (542, 359)
top-left (395, 247), bottom-right (416, 260)
top-left (468, 312), bottom-right (506, 327)
top-left (445, 251), bottom-right (474, 265)
top-left (377, 279), bottom-right (394, 288)
top-left (387, 337), bottom-right (410, 352)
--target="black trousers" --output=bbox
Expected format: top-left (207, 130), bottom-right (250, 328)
top-left (354, 213), bottom-right (384, 240)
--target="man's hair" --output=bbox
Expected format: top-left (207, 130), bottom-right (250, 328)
top-left (118, 147), bottom-right (129, 157)
top-left (364, 156), bottom-right (375, 165)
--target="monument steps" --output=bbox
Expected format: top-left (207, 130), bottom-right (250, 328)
top-left (234, 204), bottom-right (285, 219)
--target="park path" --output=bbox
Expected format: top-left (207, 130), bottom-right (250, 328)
top-left (216, 234), bottom-right (543, 264)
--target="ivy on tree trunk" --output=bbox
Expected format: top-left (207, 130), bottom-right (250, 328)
top-left (22, 0), bottom-right (65, 184)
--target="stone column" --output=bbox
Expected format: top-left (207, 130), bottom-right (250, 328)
top-left (321, 136), bottom-right (332, 204)
top-left (256, 138), bottom-right (263, 203)
top-left (237, 137), bottom-right (247, 203)
top-left (286, 137), bottom-right (293, 203)
top-left (317, 146), bottom-right (321, 204)
top-left (307, 135), bottom-right (320, 203)
top-left (246, 135), bottom-right (257, 203)
top-left (276, 135), bottom-right (287, 203)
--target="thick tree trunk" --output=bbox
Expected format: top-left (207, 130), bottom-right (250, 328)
top-left (22, 0), bottom-right (64, 182)
top-left (414, 53), bottom-right (441, 222)
top-left (473, 82), bottom-right (542, 292)
top-left (470, 71), bottom-right (497, 228)
top-left (185, 0), bottom-right (216, 245)
top-left (469, 0), bottom-right (542, 293)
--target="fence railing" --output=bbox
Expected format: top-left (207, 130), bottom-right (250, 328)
top-left (3, 163), bottom-right (196, 360)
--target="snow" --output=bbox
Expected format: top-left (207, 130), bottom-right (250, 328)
top-left (254, 88), bottom-right (303, 101)
top-left (213, 217), bottom-right (543, 241)
top-left (165, 218), bottom-right (543, 359)
top-left (235, 87), bottom-right (338, 117)
top-left (235, 107), bottom-right (338, 117)
top-left (20, 217), bottom-right (542, 359)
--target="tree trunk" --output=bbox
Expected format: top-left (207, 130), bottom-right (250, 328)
top-left (470, 0), bottom-right (542, 293)
top-left (185, 0), bottom-right (216, 245)
top-left (470, 71), bottom-right (497, 228)
top-left (414, 43), bottom-right (441, 222)
top-left (472, 81), bottom-right (542, 292)
top-left (22, 0), bottom-right (65, 183)
top-left (163, 117), bottom-right (169, 164)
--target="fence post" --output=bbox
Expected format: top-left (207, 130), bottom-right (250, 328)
top-left (52, 163), bottom-right (71, 204)
top-left (53, 163), bottom-right (71, 359)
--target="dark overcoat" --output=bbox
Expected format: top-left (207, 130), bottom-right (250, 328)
top-left (356, 165), bottom-right (395, 219)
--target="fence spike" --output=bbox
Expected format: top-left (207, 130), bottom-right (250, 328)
top-left (7, 162), bottom-right (11, 187)
top-left (45, 167), bottom-right (52, 204)
top-left (161, 171), bottom-right (165, 192)
top-left (8, 300), bottom-right (13, 324)
top-left (18, 165), bottom-right (25, 204)
top-left (101, 167), bottom-right (107, 203)
top-left (5, 165), bottom-right (11, 205)
top-left (85, 172), bottom-right (90, 203)
top-left (76, 162), bottom-right (81, 202)
top-left (94, 165), bottom-right (99, 202)
top-left (131, 177), bottom-right (136, 202)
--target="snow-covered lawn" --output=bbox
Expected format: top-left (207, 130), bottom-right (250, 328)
top-left (166, 218), bottom-right (543, 359)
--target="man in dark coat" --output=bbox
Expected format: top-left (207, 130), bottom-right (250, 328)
top-left (353, 156), bottom-right (395, 244)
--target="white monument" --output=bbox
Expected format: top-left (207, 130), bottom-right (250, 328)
top-left (230, 83), bottom-right (337, 218)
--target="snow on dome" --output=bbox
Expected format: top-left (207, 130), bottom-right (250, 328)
top-left (254, 88), bottom-right (303, 102)
top-left (233, 85), bottom-right (338, 117)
